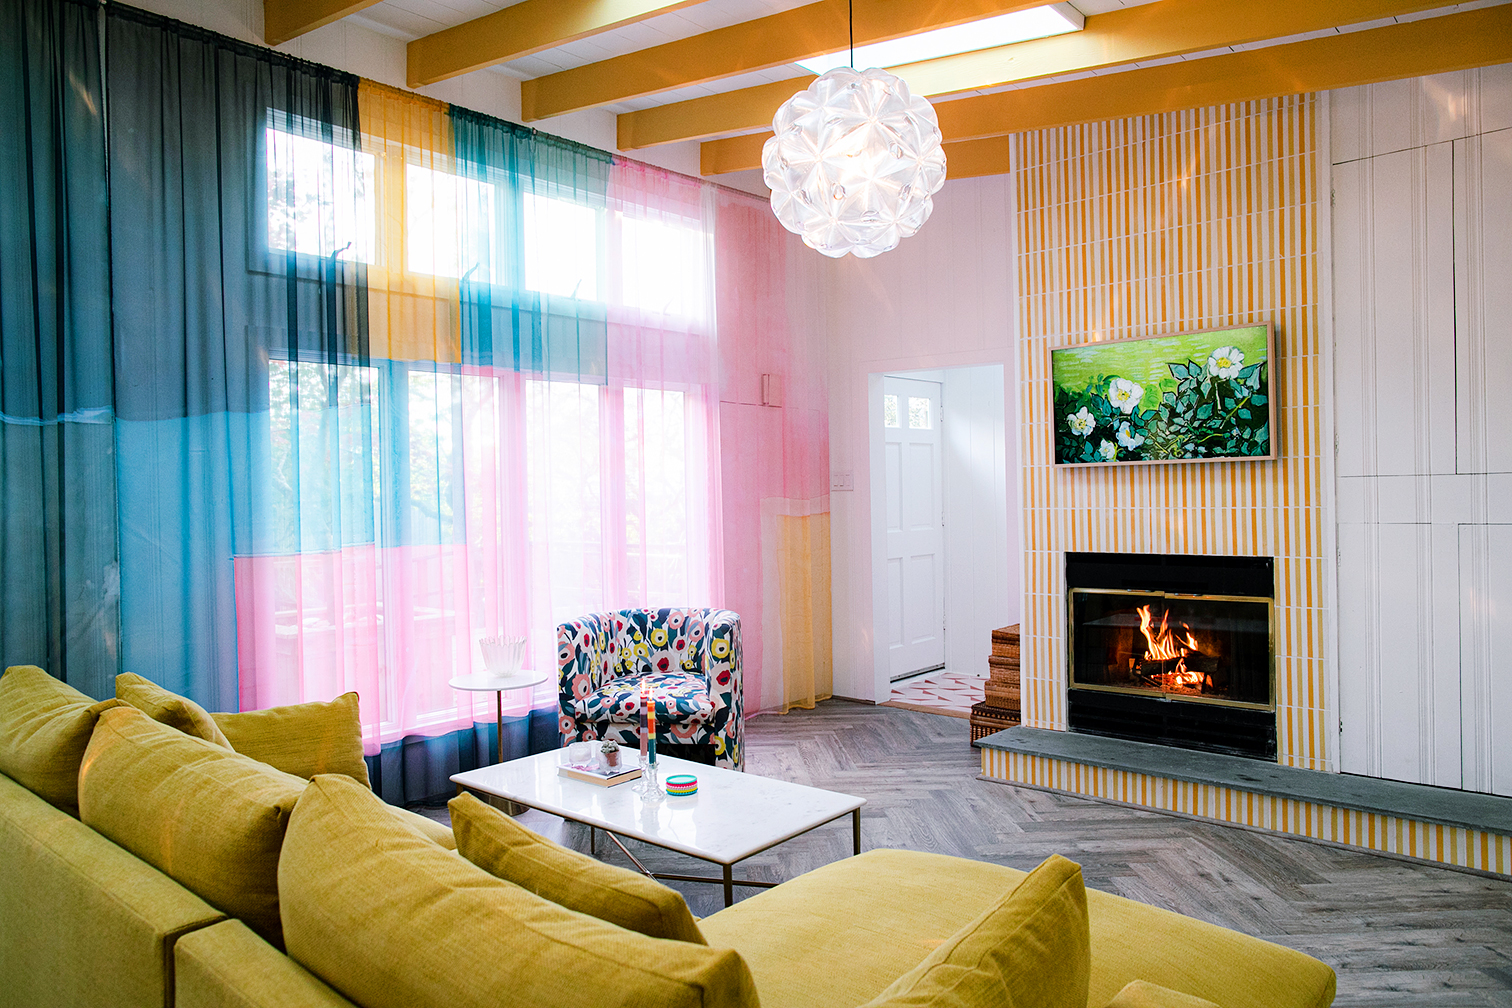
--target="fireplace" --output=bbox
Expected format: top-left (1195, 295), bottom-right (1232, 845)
top-left (1066, 552), bottom-right (1276, 760)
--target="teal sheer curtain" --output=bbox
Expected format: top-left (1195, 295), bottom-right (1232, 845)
top-left (105, 6), bottom-right (366, 712)
top-left (450, 108), bottom-right (612, 376)
top-left (0, 0), bottom-right (117, 700)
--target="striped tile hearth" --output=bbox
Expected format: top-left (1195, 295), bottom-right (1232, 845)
top-left (881, 670), bottom-right (986, 719)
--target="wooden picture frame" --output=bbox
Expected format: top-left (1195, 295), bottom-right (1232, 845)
top-left (1050, 322), bottom-right (1276, 466)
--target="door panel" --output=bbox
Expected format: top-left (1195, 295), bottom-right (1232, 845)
top-left (881, 376), bottom-right (945, 679)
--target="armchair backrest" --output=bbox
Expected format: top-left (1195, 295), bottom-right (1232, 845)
top-left (557, 608), bottom-right (740, 695)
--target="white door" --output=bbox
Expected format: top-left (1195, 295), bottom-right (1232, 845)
top-left (881, 376), bottom-right (945, 680)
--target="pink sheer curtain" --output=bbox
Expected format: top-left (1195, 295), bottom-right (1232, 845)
top-left (235, 138), bottom-right (727, 753)
top-left (714, 187), bottom-right (832, 714)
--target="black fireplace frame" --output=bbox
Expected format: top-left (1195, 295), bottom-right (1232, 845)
top-left (1065, 551), bottom-right (1278, 761)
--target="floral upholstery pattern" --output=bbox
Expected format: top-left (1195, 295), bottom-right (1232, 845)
top-left (558, 608), bottom-right (743, 770)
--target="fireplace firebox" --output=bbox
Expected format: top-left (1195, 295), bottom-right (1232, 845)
top-left (1066, 552), bottom-right (1276, 760)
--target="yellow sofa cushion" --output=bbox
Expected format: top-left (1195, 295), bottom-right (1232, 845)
top-left (449, 791), bottom-right (704, 944)
top-left (699, 848), bottom-right (1335, 1008)
top-left (857, 854), bottom-right (1090, 1008)
top-left (115, 672), bottom-right (231, 748)
top-left (280, 774), bottom-right (757, 1008)
top-left (0, 665), bottom-right (121, 816)
top-left (1103, 980), bottom-right (1220, 1008)
top-left (212, 692), bottom-right (369, 785)
top-left (78, 705), bottom-right (305, 945)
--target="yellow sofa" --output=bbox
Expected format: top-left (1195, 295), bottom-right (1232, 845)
top-left (0, 665), bottom-right (1337, 1008)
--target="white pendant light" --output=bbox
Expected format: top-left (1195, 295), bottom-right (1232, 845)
top-left (761, 4), bottom-right (946, 259)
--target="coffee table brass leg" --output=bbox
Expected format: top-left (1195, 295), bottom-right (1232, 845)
top-left (723, 864), bottom-right (733, 907)
top-left (853, 808), bottom-right (861, 856)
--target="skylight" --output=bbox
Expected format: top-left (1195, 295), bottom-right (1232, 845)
top-left (796, 3), bottom-right (1085, 77)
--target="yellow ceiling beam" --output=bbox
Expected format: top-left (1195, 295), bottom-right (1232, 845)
top-left (700, 4), bottom-right (1512, 177)
top-left (264, 0), bottom-right (383, 46)
top-left (523, 0), bottom-right (1047, 122)
top-left (408, 1), bottom-right (703, 89)
top-left (623, 79), bottom-right (812, 150)
top-left (626, 0), bottom-right (1460, 150)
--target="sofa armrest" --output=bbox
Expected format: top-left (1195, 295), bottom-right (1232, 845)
top-left (174, 920), bottom-right (357, 1008)
top-left (0, 771), bottom-right (226, 1008)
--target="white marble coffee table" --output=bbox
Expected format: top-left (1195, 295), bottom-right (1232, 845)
top-left (451, 752), bottom-right (865, 906)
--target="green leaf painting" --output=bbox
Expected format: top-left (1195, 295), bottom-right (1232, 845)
top-left (1051, 324), bottom-right (1273, 465)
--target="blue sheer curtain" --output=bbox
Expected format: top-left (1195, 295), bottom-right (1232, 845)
top-left (104, 6), bottom-right (366, 713)
top-left (0, 0), bottom-right (117, 701)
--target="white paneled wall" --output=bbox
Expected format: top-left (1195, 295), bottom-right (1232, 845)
top-left (1332, 65), bottom-right (1512, 796)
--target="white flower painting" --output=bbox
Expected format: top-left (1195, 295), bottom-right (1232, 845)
top-left (1106, 377), bottom-right (1144, 414)
top-left (1052, 323), bottom-right (1273, 465)
top-left (1206, 346), bottom-right (1244, 379)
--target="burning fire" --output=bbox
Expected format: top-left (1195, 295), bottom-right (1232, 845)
top-left (1137, 605), bottom-right (1204, 687)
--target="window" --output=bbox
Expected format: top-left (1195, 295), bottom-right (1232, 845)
top-left (267, 359), bottom-right (381, 553)
top-left (884, 394), bottom-right (900, 428)
top-left (525, 194), bottom-right (599, 300)
top-left (405, 164), bottom-right (497, 281)
top-left (908, 396), bottom-right (931, 429)
top-left (620, 214), bottom-right (706, 318)
top-left (266, 118), bottom-right (375, 262)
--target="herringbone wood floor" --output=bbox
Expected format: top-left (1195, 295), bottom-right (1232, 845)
top-left (462, 701), bottom-right (1512, 1007)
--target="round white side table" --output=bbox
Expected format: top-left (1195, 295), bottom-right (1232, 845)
top-left (449, 670), bottom-right (550, 765)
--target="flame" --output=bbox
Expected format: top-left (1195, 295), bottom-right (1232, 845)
top-left (1136, 605), bottom-right (1205, 688)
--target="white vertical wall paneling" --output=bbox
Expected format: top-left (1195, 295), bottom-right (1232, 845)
top-left (1331, 145), bottom-right (1456, 481)
top-left (1331, 66), bottom-right (1512, 796)
top-left (1459, 525), bottom-right (1512, 795)
top-left (1454, 128), bottom-right (1512, 477)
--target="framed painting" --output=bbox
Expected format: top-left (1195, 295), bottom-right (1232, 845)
top-left (1051, 323), bottom-right (1275, 466)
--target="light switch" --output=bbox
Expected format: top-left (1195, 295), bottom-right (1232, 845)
top-left (830, 472), bottom-right (854, 491)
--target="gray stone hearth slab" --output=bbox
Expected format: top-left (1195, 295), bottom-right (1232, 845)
top-left (978, 726), bottom-right (1512, 834)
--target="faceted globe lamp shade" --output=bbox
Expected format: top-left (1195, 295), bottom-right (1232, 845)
top-left (762, 66), bottom-right (947, 259)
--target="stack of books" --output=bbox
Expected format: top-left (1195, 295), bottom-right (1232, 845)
top-left (971, 624), bottom-right (1021, 742)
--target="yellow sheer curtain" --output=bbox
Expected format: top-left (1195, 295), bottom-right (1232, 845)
top-left (357, 81), bottom-right (459, 365)
top-left (767, 507), bottom-right (832, 712)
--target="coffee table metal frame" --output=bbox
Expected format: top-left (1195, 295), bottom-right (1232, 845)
top-left (451, 751), bottom-right (864, 906)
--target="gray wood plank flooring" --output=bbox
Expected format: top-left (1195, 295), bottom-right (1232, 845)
top-left (440, 701), bottom-right (1512, 1007)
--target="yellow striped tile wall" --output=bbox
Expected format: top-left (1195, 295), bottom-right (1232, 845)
top-left (1013, 96), bottom-right (1330, 771)
top-left (982, 748), bottom-right (1512, 876)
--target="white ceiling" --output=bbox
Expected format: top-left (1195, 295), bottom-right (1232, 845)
top-left (349, 0), bottom-right (1165, 115)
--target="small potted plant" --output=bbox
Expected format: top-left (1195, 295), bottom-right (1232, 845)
top-left (600, 738), bottom-right (621, 769)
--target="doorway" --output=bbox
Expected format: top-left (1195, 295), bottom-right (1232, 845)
top-left (868, 364), bottom-right (1013, 714)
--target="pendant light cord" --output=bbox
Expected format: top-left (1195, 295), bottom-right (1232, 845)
top-left (848, 0), bottom-right (854, 68)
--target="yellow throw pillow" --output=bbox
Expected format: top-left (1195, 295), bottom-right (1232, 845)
top-left (212, 692), bottom-right (369, 785)
top-left (115, 672), bottom-right (231, 748)
top-left (857, 853), bottom-right (1091, 1008)
top-left (1102, 980), bottom-right (1221, 1008)
top-left (0, 665), bottom-right (121, 815)
top-left (280, 775), bottom-right (756, 1008)
top-left (79, 705), bottom-right (305, 946)
top-left (449, 791), bottom-right (705, 944)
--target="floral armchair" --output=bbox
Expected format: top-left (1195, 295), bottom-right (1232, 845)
top-left (557, 608), bottom-right (744, 770)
